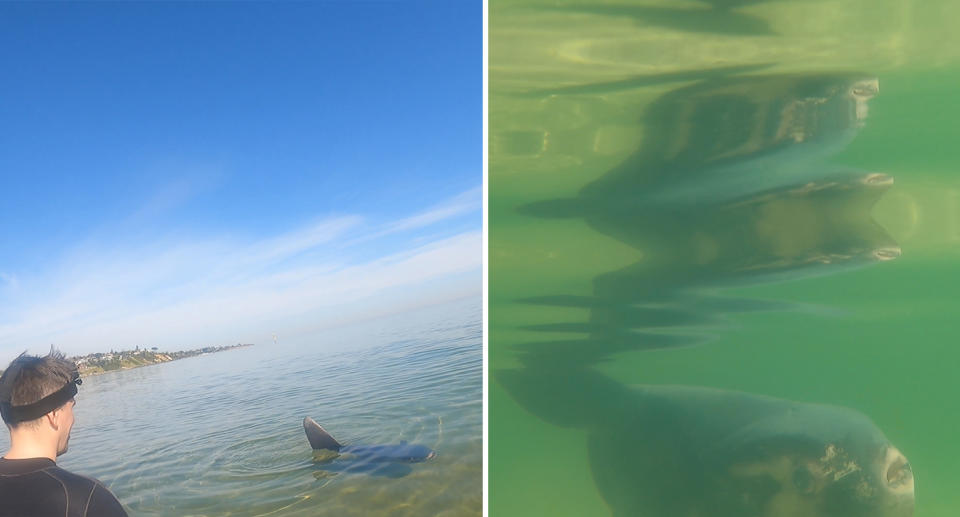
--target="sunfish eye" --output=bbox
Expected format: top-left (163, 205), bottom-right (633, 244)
top-left (881, 446), bottom-right (914, 497)
top-left (886, 457), bottom-right (912, 487)
top-left (850, 80), bottom-right (879, 98)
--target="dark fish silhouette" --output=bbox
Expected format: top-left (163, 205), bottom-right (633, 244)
top-left (497, 72), bottom-right (913, 517)
top-left (498, 368), bottom-right (915, 517)
top-left (303, 417), bottom-right (436, 479)
top-left (517, 74), bottom-right (895, 365)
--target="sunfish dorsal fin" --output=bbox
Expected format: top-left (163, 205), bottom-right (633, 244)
top-left (303, 417), bottom-right (342, 451)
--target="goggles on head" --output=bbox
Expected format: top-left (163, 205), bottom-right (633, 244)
top-left (0, 369), bottom-right (81, 424)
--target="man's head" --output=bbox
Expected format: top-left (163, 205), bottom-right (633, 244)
top-left (0, 350), bottom-right (81, 457)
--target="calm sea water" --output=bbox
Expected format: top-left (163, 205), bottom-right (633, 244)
top-left (491, 1), bottom-right (960, 516)
top-left (2, 297), bottom-right (481, 516)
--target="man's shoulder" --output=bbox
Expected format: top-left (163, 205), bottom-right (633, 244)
top-left (0, 457), bottom-right (95, 485)
top-left (43, 463), bottom-right (103, 488)
top-left (0, 458), bottom-right (127, 516)
top-left (0, 456), bottom-right (57, 476)
top-left (46, 465), bottom-right (128, 516)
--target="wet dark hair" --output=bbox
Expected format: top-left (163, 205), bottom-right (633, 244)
top-left (0, 349), bottom-right (78, 428)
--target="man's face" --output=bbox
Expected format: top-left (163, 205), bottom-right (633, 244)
top-left (55, 398), bottom-right (75, 457)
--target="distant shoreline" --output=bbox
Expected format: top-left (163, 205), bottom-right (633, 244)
top-left (71, 344), bottom-right (254, 377)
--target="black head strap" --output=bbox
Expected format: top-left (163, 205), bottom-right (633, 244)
top-left (0, 370), bottom-right (81, 424)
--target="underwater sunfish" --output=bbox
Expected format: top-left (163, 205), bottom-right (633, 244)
top-left (497, 370), bottom-right (915, 517)
top-left (302, 417), bottom-right (436, 478)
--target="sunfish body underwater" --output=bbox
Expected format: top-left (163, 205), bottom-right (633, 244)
top-left (591, 386), bottom-right (915, 517)
top-left (302, 417), bottom-right (436, 478)
top-left (497, 370), bottom-right (915, 517)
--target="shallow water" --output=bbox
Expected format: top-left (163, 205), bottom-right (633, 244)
top-left (490, 1), bottom-right (960, 516)
top-left (2, 297), bottom-right (481, 516)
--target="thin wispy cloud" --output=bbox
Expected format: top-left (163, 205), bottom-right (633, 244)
top-left (0, 188), bottom-right (481, 361)
top-left (340, 186), bottom-right (482, 248)
top-left (386, 187), bottom-right (482, 233)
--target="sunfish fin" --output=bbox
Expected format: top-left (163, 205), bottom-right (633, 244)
top-left (303, 417), bottom-right (343, 451)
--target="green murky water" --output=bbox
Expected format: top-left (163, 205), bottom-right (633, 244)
top-left (490, 1), bottom-right (960, 516)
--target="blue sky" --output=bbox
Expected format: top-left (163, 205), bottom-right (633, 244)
top-left (0, 2), bottom-right (481, 362)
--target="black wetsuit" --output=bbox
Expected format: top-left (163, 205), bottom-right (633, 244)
top-left (0, 457), bottom-right (127, 517)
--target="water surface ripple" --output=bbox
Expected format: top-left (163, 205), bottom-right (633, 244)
top-left (3, 299), bottom-right (481, 516)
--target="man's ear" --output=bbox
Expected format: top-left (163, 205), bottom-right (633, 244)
top-left (45, 409), bottom-right (60, 430)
